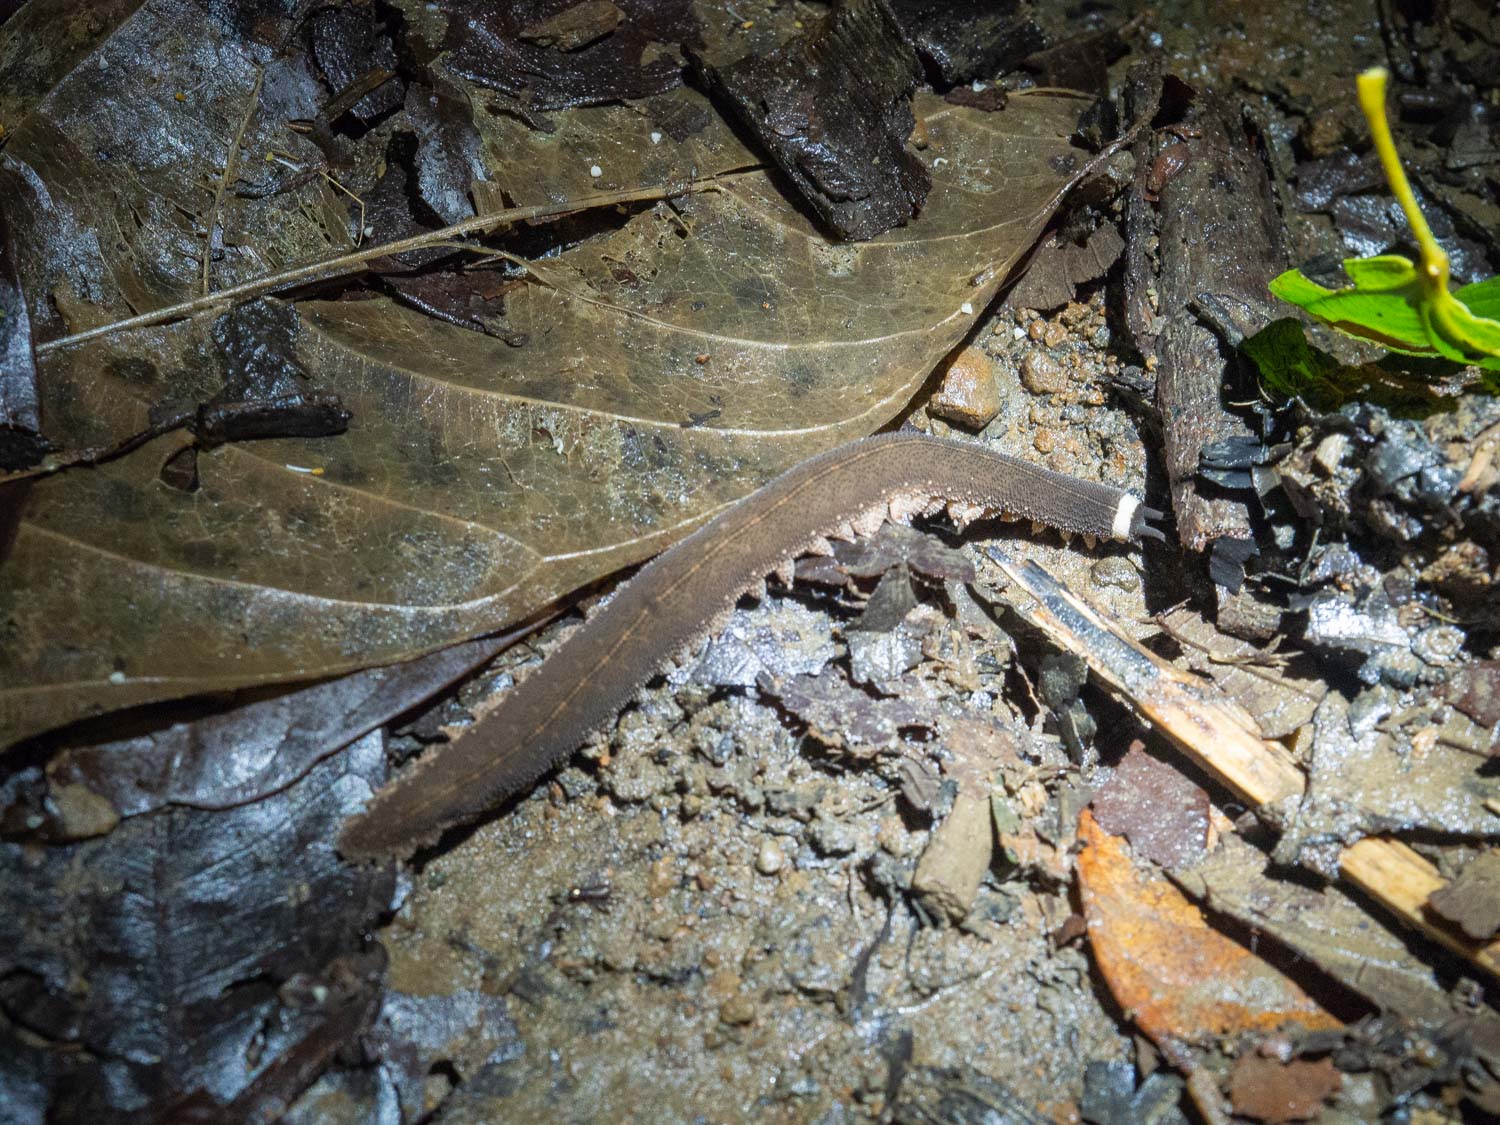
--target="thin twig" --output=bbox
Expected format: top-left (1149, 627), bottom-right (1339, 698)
top-left (37, 170), bottom-right (754, 356)
top-left (201, 67), bottom-right (264, 296)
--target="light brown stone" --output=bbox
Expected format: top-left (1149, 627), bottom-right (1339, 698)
top-left (928, 346), bottom-right (1001, 429)
top-left (1020, 351), bottom-right (1068, 395)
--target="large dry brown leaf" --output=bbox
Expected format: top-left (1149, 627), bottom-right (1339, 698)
top-left (0, 0), bottom-right (1095, 747)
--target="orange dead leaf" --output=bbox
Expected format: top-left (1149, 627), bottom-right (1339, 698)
top-left (1077, 810), bottom-right (1340, 1051)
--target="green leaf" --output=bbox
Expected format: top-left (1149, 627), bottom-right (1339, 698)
top-left (1456, 276), bottom-right (1500, 320)
top-left (1268, 263), bottom-right (1435, 356)
top-left (1241, 318), bottom-right (1448, 415)
top-left (1269, 68), bottom-right (1500, 374)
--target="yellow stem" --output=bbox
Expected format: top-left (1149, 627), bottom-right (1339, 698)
top-left (1356, 66), bottom-right (1449, 289)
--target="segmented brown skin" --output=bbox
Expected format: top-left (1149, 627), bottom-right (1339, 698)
top-left (339, 433), bottom-right (1139, 860)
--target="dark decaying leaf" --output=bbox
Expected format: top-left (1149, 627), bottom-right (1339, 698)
top-left (832, 522), bottom-right (976, 584)
top-left (694, 0), bottom-right (930, 241)
top-left (1091, 743), bottom-right (1211, 868)
top-left (26, 635), bottom-right (512, 825)
top-left (309, 2), bottom-right (404, 124)
top-left (1021, 20), bottom-right (1133, 97)
top-left (0, 0), bottom-right (1097, 751)
top-left (1227, 1055), bottom-right (1342, 1125)
top-left (164, 946), bottom-right (388, 1125)
top-left (1005, 221), bottom-right (1125, 313)
top-left (403, 80), bottom-right (488, 226)
top-left (0, 0), bottom-right (347, 340)
top-left (446, 0), bottom-right (691, 113)
top-left (0, 162), bottom-right (50, 472)
top-left (0, 732), bottom-right (394, 1117)
top-left (759, 671), bottom-right (936, 754)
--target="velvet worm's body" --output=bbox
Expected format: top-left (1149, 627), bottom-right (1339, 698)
top-left (339, 433), bottom-right (1158, 860)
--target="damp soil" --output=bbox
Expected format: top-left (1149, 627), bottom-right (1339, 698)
top-left (350, 293), bottom-right (1156, 1124)
top-left (342, 2), bottom-right (1480, 1118)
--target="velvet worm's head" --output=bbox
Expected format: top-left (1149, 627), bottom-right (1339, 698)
top-left (1112, 495), bottom-right (1167, 542)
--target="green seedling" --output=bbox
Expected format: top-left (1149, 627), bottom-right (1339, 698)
top-left (1269, 67), bottom-right (1500, 372)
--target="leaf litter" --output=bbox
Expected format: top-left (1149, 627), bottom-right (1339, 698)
top-left (0, 0), bottom-right (1098, 744)
top-left (4, 0), bottom-right (1500, 1121)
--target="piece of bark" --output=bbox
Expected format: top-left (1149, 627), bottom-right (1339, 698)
top-left (694, 0), bottom-right (928, 241)
top-left (1007, 222), bottom-right (1125, 313)
top-left (1428, 850), bottom-right (1500, 941)
top-left (1124, 76), bottom-right (1283, 553)
top-left (887, 0), bottom-right (1042, 85)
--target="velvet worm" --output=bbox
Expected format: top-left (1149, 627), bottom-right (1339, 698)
top-left (339, 433), bottom-right (1162, 860)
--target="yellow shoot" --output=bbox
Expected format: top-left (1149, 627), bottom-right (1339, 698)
top-left (1356, 67), bottom-right (1448, 291)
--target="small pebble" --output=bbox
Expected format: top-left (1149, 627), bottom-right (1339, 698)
top-left (960, 301), bottom-right (974, 315)
top-left (719, 995), bottom-right (757, 1025)
top-left (650, 131), bottom-right (662, 144)
top-left (1020, 352), bottom-right (1068, 395)
top-left (1091, 556), bottom-right (1140, 592)
top-left (755, 837), bottom-right (785, 875)
top-left (1413, 624), bottom-right (1465, 666)
top-left (929, 346), bottom-right (1001, 429)
top-left (810, 819), bottom-right (857, 856)
top-left (1314, 433), bottom-right (1349, 476)
top-left (589, 164), bottom-right (603, 177)
top-left (1027, 319), bottom-right (1047, 342)
top-left (1043, 320), bottom-right (1067, 348)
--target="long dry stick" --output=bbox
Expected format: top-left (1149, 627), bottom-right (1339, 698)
top-left (37, 170), bottom-right (754, 356)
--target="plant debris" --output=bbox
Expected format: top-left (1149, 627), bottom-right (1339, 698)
top-left (693, 0), bottom-right (930, 240)
top-left (6, 0), bottom-right (1500, 1119)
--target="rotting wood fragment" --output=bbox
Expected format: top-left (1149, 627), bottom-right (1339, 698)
top-left (911, 789), bottom-right (994, 924)
top-left (693, 0), bottom-right (929, 241)
top-left (1124, 75), bottom-right (1280, 556)
top-left (984, 547), bottom-right (1305, 810)
top-left (1173, 832), bottom-right (1500, 1093)
top-left (887, 0), bottom-right (1042, 85)
top-left (981, 547), bottom-right (1500, 986)
top-left (910, 717), bottom-right (1022, 923)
